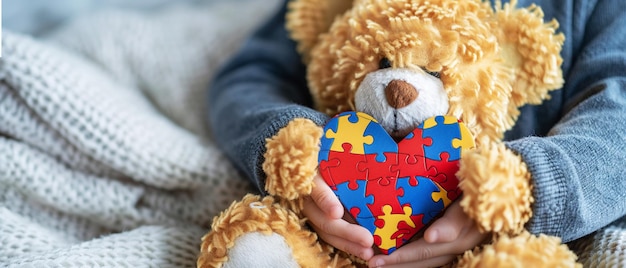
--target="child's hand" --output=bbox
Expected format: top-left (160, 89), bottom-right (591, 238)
top-left (368, 201), bottom-right (489, 268)
top-left (302, 174), bottom-right (375, 260)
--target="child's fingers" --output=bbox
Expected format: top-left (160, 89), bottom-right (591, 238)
top-left (369, 254), bottom-right (456, 268)
top-left (309, 174), bottom-right (344, 219)
top-left (367, 238), bottom-right (457, 267)
top-left (316, 232), bottom-right (375, 260)
top-left (424, 201), bottom-right (466, 243)
top-left (368, 220), bottom-right (487, 267)
top-left (302, 196), bottom-right (374, 259)
top-left (305, 174), bottom-right (375, 259)
top-left (303, 196), bottom-right (374, 248)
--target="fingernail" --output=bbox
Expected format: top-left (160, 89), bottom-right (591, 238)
top-left (428, 230), bottom-right (438, 242)
top-left (326, 204), bottom-right (341, 219)
top-left (363, 248), bottom-right (374, 260)
top-left (374, 259), bottom-right (384, 267)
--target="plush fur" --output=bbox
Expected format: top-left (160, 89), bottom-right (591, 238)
top-left (458, 231), bottom-right (579, 267)
top-left (199, 0), bottom-right (581, 267)
top-left (198, 194), bottom-right (353, 268)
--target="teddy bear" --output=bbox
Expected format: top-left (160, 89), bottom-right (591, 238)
top-left (198, 0), bottom-right (582, 267)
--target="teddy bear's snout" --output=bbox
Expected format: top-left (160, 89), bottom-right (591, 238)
top-left (385, 80), bottom-right (418, 109)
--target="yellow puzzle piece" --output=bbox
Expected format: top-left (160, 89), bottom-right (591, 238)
top-left (325, 112), bottom-right (375, 154)
top-left (374, 205), bottom-right (415, 251)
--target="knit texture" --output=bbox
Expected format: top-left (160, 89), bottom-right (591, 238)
top-left (0, 1), bottom-right (279, 267)
top-left (570, 217), bottom-right (626, 267)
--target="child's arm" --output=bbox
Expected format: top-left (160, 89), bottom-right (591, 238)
top-left (208, 2), bottom-right (328, 193)
top-left (504, 0), bottom-right (626, 243)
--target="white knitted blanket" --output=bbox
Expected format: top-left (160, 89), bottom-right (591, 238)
top-left (0, 1), bottom-right (278, 267)
top-left (1, 1), bottom-right (624, 267)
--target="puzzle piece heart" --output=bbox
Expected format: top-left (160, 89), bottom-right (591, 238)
top-left (318, 111), bottom-right (475, 254)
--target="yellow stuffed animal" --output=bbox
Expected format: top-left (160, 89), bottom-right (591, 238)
top-left (199, 0), bottom-right (581, 267)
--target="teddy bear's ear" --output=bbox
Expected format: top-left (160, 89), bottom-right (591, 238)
top-left (492, 0), bottom-right (565, 116)
top-left (286, 0), bottom-right (354, 63)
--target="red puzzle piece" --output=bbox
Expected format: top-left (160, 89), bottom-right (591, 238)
top-left (365, 177), bottom-right (404, 216)
top-left (357, 153), bottom-right (400, 182)
top-left (321, 143), bottom-right (368, 190)
top-left (425, 152), bottom-right (461, 201)
top-left (391, 128), bottom-right (431, 185)
top-left (397, 128), bottom-right (432, 156)
top-left (393, 153), bottom-right (429, 186)
top-left (394, 214), bottom-right (425, 245)
top-left (318, 157), bottom-right (340, 190)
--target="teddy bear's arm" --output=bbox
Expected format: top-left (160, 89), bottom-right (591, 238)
top-left (263, 118), bottom-right (323, 202)
top-left (457, 142), bottom-right (532, 235)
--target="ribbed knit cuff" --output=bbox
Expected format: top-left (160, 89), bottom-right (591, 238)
top-left (506, 137), bottom-right (570, 240)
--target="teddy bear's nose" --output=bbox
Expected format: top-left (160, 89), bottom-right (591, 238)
top-left (385, 80), bottom-right (418, 109)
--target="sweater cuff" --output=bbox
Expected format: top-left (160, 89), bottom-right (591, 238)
top-left (505, 137), bottom-right (570, 239)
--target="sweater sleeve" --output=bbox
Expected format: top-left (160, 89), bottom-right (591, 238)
top-left (506, 0), bottom-right (626, 242)
top-left (207, 1), bottom-right (329, 193)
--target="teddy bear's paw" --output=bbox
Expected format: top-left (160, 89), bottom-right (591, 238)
top-left (198, 194), bottom-right (339, 268)
top-left (457, 231), bottom-right (581, 268)
top-left (263, 118), bottom-right (323, 201)
top-left (457, 142), bottom-right (533, 234)
top-left (218, 232), bottom-right (299, 268)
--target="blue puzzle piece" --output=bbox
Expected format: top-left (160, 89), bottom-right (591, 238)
top-left (334, 180), bottom-right (374, 219)
top-left (354, 211), bottom-right (377, 234)
top-left (318, 149), bottom-right (330, 162)
top-left (344, 111), bottom-right (360, 123)
top-left (363, 119), bottom-right (398, 162)
top-left (319, 111), bottom-right (361, 157)
top-left (420, 116), bottom-right (462, 161)
top-left (320, 116), bottom-right (339, 153)
top-left (396, 176), bottom-right (445, 224)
